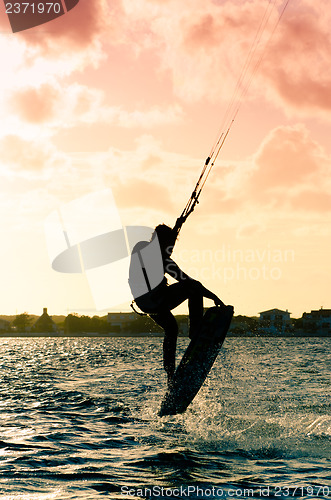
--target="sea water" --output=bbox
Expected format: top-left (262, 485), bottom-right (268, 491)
top-left (0, 337), bottom-right (329, 499)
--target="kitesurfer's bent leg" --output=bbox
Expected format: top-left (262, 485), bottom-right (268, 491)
top-left (149, 281), bottom-right (204, 385)
top-left (162, 281), bottom-right (204, 339)
top-left (151, 310), bottom-right (178, 384)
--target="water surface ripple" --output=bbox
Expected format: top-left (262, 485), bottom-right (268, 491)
top-left (0, 337), bottom-right (329, 499)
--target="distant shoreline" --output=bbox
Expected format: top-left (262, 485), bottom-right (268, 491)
top-left (0, 331), bottom-right (329, 338)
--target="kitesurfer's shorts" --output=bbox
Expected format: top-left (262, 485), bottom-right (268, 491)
top-left (135, 280), bottom-right (168, 314)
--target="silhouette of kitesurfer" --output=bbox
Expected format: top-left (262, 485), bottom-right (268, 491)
top-left (129, 217), bottom-right (225, 387)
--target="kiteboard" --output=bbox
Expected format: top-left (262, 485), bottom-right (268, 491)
top-left (159, 305), bottom-right (234, 417)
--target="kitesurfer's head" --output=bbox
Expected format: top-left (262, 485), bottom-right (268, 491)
top-left (153, 224), bottom-right (177, 256)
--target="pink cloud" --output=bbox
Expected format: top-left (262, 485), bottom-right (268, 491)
top-left (8, 80), bottom-right (182, 130)
top-left (202, 187), bottom-right (244, 214)
top-left (261, 1), bottom-right (331, 115)
top-left (119, 0), bottom-right (331, 118)
top-left (113, 178), bottom-right (172, 211)
top-left (3, 0), bottom-right (330, 121)
top-left (141, 155), bottom-right (162, 170)
top-left (291, 190), bottom-right (331, 212)
top-left (0, 135), bottom-right (55, 171)
top-left (9, 83), bottom-right (99, 125)
top-left (185, 0), bottom-right (331, 116)
top-left (10, 0), bottom-right (113, 55)
top-left (251, 125), bottom-right (325, 190)
top-left (184, 14), bottom-right (221, 49)
top-left (201, 124), bottom-right (331, 215)
top-left (118, 0), bottom-right (268, 102)
top-left (240, 124), bottom-right (331, 214)
top-left (10, 84), bottom-right (59, 123)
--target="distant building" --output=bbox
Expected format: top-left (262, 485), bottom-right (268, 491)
top-left (107, 312), bottom-right (135, 332)
top-left (229, 315), bottom-right (259, 336)
top-left (302, 308), bottom-right (331, 334)
top-left (259, 308), bottom-right (291, 334)
top-left (32, 308), bottom-right (58, 333)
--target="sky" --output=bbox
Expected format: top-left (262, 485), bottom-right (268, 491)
top-left (0, 0), bottom-right (330, 318)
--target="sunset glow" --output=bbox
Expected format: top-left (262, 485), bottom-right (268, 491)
top-left (0, 0), bottom-right (330, 317)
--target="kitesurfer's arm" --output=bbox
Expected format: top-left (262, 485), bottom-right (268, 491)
top-left (187, 279), bottom-right (225, 307)
top-left (164, 258), bottom-right (190, 281)
top-left (173, 215), bottom-right (188, 235)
